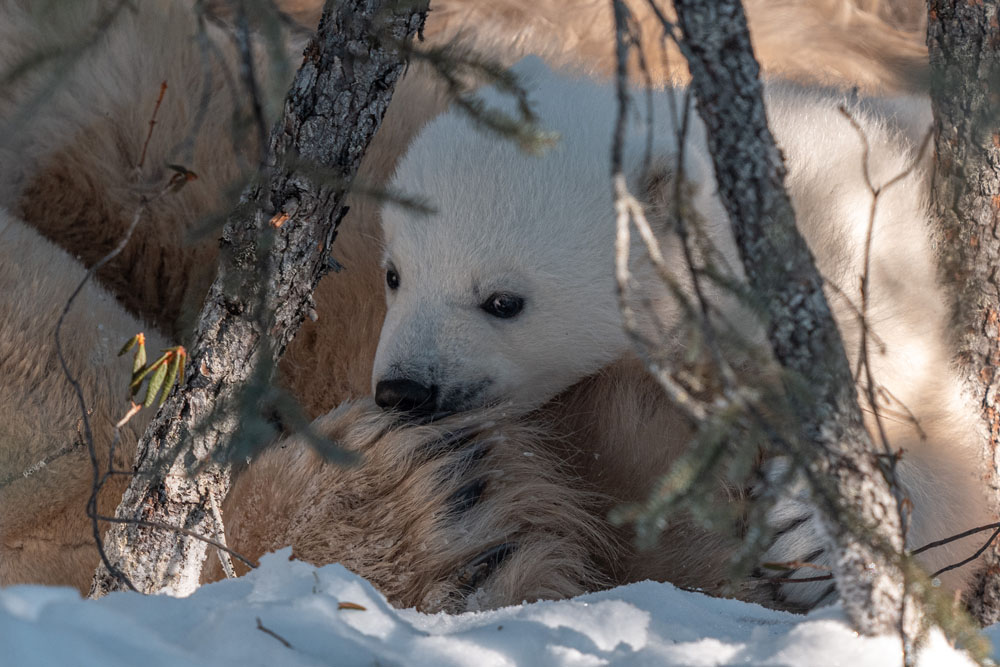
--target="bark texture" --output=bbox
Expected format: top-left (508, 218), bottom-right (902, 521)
top-left (927, 0), bottom-right (1000, 626)
top-left (91, 0), bottom-right (429, 597)
top-left (672, 0), bottom-right (912, 637)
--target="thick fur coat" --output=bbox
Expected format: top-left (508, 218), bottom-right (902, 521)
top-left (0, 210), bottom-right (164, 590)
top-left (376, 59), bottom-right (991, 606)
top-left (0, 0), bottom-right (962, 614)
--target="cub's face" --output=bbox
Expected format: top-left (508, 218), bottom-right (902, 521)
top-left (371, 112), bottom-right (629, 416)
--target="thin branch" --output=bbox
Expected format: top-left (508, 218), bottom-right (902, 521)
top-left (231, 0), bottom-right (269, 161)
top-left (137, 81), bottom-right (168, 171)
top-left (838, 104), bottom-right (935, 546)
top-left (53, 79), bottom-right (204, 593)
top-left (93, 512), bottom-right (257, 570)
top-left (55, 197), bottom-right (150, 593)
top-left (209, 488), bottom-right (238, 578)
top-left (912, 522), bottom-right (1000, 557)
top-left (0, 437), bottom-right (84, 490)
top-left (931, 528), bottom-right (1000, 579)
top-left (256, 617), bottom-right (293, 649)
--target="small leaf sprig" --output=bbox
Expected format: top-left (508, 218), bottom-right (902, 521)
top-left (118, 333), bottom-right (187, 409)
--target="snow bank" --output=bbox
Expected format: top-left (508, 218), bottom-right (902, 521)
top-left (0, 550), bottom-right (981, 666)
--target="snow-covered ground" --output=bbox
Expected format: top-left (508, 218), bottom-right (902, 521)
top-left (0, 549), bottom-right (988, 666)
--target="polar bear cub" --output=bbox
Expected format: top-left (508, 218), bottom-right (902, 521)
top-left (372, 57), bottom-right (991, 604)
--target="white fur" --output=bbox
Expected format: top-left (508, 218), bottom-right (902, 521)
top-left (376, 58), bottom-right (991, 604)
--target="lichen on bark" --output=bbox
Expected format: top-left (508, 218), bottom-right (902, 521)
top-left (91, 0), bottom-right (429, 598)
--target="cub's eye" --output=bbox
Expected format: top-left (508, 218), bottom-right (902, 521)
top-left (481, 292), bottom-right (524, 319)
top-left (386, 267), bottom-right (400, 290)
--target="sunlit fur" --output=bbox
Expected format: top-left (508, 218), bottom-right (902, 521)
top-left (274, 0), bottom-right (928, 92)
top-left (0, 0), bottom-right (950, 612)
top-left (0, 210), bottom-right (165, 591)
top-left (378, 58), bottom-right (992, 606)
top-left (215, 400), bottom-right (616, 612)
top-left (0, 205), bottom-right (617, 609)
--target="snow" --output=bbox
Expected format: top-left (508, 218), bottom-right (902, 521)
top-left (0, 549), bottom-right (984, 666)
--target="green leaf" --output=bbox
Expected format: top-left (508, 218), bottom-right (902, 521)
top-left (143, 361), bottom-right (169, 408)
top-left (130, 360), bottom-right (157, 393)
top-left (159, 354), bottom-right (180, 406)
top-left (132, 340), bottom-right (147, 375)
top-left (118, 335), bottom-right (138, 357)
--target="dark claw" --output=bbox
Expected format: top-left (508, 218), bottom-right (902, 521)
top-left (447, 478), bottom-right (487, 515)
top-left (772, 514), bottom-right (810, 538)
top-left (417, 424), bottom-right (481, 461)
top-left (801, 548), bottom-right (825, 565)
top-left (454, 442), bottom-right (491, 469)
top-left (457, 542), bottom-right (517, 592)
top-left (816, 583), bottom-right (838, 606)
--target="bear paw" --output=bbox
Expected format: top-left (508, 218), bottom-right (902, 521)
top-left (755, 458), bottom-right (837, 610)
top-left (219, 399), bottom-right (613, 613)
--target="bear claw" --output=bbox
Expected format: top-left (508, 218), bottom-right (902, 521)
top-left (447, 478), bottom-right (488, 515)
top-left (457, 542), bottom-right (517, 592)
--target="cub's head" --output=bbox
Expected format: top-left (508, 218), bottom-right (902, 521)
top-left (372, 101), bottom-right (632, 416)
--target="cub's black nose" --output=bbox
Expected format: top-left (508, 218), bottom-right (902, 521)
top-left (375, 378), bottom-right (437, 414)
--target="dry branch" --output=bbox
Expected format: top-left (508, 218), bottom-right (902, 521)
top-left (91, 0), bottom-right (429, 597)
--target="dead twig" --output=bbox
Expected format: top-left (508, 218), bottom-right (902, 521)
top-left (0, 437), bottom-right (85, 490)
top-left (911, 522), bottom-right (1000, 557)
top-left (94, 512), bottom-right (257, 570)
top-left (930, 527), bottom-right (1000, 579)
top-left (53, 81), bottom-right (231, 592)
top-left (838, 103), bottom-right (935, 550)
top-left (769, 522), bottom-right (1000, 586)
top-left (137, 81), bottom-right (168, 171)
top-left (256, 617), bottom-right (293, 649)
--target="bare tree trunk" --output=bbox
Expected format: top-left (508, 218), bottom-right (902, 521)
top-left (927, 0), bottom-right (1000, 626)
top-left (91, 0), bottom-right (429, 597)
top-left (671, 0), bottom-right (914, 639)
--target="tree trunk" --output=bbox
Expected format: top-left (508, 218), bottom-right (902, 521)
top-left (91, 0), bottom-right (429, 597)
top-left (927, 0), bottom-right (1000, 626)
top-left (671, 0), bottom-right (914, 638)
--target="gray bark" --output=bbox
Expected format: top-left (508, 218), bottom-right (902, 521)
top-left (927, 0), bottom-right (1000, 626)
top-left (91, 0), bottom-right (429, 597)
top-left (671, 0), bottom-right (914, 638)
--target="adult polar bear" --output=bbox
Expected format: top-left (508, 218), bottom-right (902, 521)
top-left (0, 0), bottom-right (944, 610)
top-left (373, 58), bottom-right (993, 606)
top-left (0, 0), bottom-right (708, 606)
top-left (0, 1), bottom-right (611, 607)
top-left (0, 208), bottom-right (605, 609)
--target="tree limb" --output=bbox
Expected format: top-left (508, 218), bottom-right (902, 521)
top-left (927, 0), bottom-right (1000, 626)
top-left (671, 0), bottom-right (914, 641)
top-left (91, 0), bottom-right (429, 597)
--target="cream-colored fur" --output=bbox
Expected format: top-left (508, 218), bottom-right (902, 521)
top-left (270, 0), bottom-right (927, 92)
top-left (0, 209), bottom-right (166, 591)
top-left (428, 0), bottom-right (928, 92)
top-left (214, 401), bottom-right (617, 612)
top-left (0, 0), bottom-right (943, 612)
top-left (216, 361), bottom-right (751, 611)
top-left (0, 0), bottom-right (927, 402)
top-left (0, 206), bottom-right (623, 609)
top-left (377, 61), bottom-right (991, 608)
top-left (0, 0), bottom-right (448, 413)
